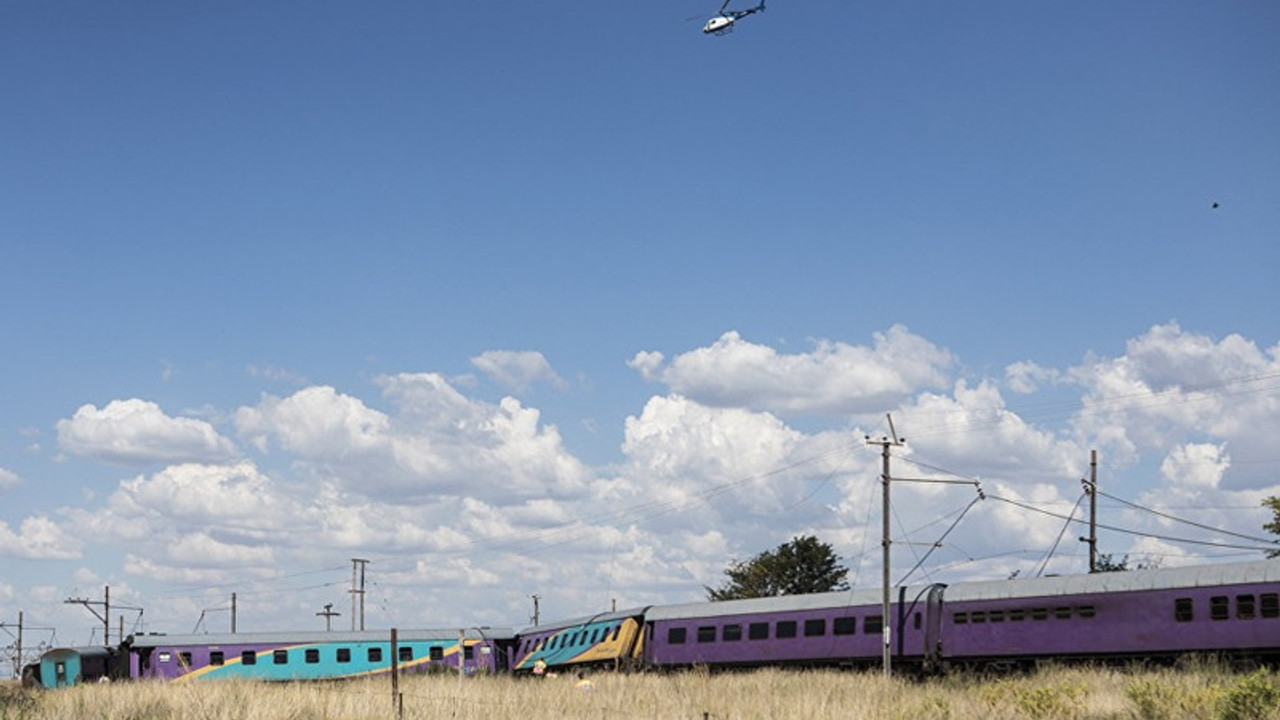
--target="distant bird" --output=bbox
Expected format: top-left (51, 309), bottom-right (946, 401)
top-left (1212, 202), bottom-right (1220, 209)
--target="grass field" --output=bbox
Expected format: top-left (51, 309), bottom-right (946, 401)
top-left (3, 662), bottom-right (1279, 720)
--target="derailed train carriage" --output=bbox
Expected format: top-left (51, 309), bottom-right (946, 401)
top-left (29, 559), bottom-right (1280, 686)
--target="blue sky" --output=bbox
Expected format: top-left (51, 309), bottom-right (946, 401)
top-left (2, 0), bottom-right (1279, 667)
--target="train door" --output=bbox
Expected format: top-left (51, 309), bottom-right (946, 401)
top-left (923, 584), bottom-right (946, 672)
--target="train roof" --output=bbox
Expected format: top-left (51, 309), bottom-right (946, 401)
top-left (127, 627), bottom-right (515, 648)
top-left (644, 559), bottom-right (1280, 622)
top-left (516, 606), bottom-right (649, 635)
top-left (644, 587), bottom-right (893, 621)
top-left (942, 558), bottom-right (1280, 603)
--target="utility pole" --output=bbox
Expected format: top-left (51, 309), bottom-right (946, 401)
top-left (530, 595), bottom-right (540, 627)
top-left (316, 603), bottom-right (340, 631)
top-left (866, 414), bottom-right (982, 679)
top-left (866, 415), bottom-right (903, 679)
top-left (231, 593), bottom-right (237, 634)
top-left (1080, 449), bottom-right (1099, 573)
top-left (65, 586), bottom-right (111, 646)
top-left (350, 558), bottom-right (369, 631)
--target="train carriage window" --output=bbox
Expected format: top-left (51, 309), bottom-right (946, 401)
top-left (399, 646), bottom-right (414, 662)
top-left (697, 626), bottom-right (717, 643)
top-left (776, 621), bottom-right (798, 639)
top-left (274, 650), bottom-right (289, 665)
top-left (1238, 595), bottom-right (1257, 620)
top-left (1262, 594), bottom-right (1279, 619)
top-left (953, 613), bottom-right (968, 625)
top-left (464, 646), bottom-right (474, 660)
top-left (914, 612), bottom-right (922, 630)
top-left (1175, 598), bottom-right (1194, 622)
top-left (242, 651), bottom-right (257, 665)
top-left (1054, 607), bottom-right (1072, 620)
top-left (179, 652), bottom-right (193, 668)
top-left (1031, 608), bottom-right (1049, 621)
top-left (723, 624), bottom-right (743, 642)
top-left (1009, 609), bottom-right (1026, 622)
top-left (430, 646), bottom-right (444, 661)
top-left (368, 648), bottom-right (383, 663)
top-left (864, 616), bottom-right (883, 635)
top-left (748, 622), bottom-right (769, 640)
top-left (804, 619), bottom-right (826, 637)
top-left (1078, 605), bottom-right (1096, 619)
top-left (1210, 596), bottom-right (1229, 621)
top-left (834, 617), bottom-right (857, 635)
top-left (668, 627), bottom-right (687, 645)
top-left (210, 651), bottom-right (224, 667)
top-left (159, 652), bottom-right (172, 663)
top-left (989, 611), bottom-right (1005, 623)
top-left (591, 629), bottom-right (602, 644)
top-left (337, 648), bottom-right (351, 663)
top-left (971, 612), bottom-right (987, 624)
top-left (305, 649), bottom-right (320, 664)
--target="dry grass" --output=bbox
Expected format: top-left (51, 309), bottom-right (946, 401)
top-left (2, 663), bottom-right (1273, 720)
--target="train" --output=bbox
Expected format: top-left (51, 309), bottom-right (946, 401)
top-left (24, 558), bottom-right (1280, 688)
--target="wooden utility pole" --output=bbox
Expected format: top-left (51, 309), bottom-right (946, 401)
top-left (231, 593), bottom-right (237, 634)
top-left (530, 595), bottom-right (540, 627)
top-left (390, 628), bottom-right (400, 711)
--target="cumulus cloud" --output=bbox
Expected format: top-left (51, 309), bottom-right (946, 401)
top-left (57, 399), bottom-right (238, 465)
top-left (235, 375), bottom-right (591, 502)
top-left (0, 467), bottom-right (18, 491)
top-left (13, 324), bottom-right (1280, 634)
top-left (1071, 323), bottom-right (1280, 488)
top-left (470, 350), bottom-right (566, 393)
top-left (0, 516), bottom-right (82, 560)
top-left (1006, 361), bottom-right (1060, 394)
top-left (631, 326), bottom-right (953, 416)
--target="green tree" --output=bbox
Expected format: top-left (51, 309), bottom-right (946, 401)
top-left (705, 535), bottom-right (850, 601)
top-left (1263, 497), bottom-right (1280, 558)
top-left (1095, 553), bottom-right (1159, 572)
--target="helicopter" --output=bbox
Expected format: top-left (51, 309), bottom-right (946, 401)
top-left (701, 0), bottom-right (765, 34)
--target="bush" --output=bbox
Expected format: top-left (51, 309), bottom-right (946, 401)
top-left (1217, 669), bottom-right (1280, 720)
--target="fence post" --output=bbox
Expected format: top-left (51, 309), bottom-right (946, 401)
top-left (390, 628), bottom-right (399, 712)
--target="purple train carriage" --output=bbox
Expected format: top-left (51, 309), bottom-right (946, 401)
top-left (638, 558), bottom-right (1280, 671)
top-left (124, 627), bottom-right (516, 682)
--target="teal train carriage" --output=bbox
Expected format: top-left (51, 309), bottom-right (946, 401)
top-left (37, 646), bottom-right (120, 688)
top-left (123, 627), bottom-right (515, 682)
top-left (513, 608), bottom-right (647, 675)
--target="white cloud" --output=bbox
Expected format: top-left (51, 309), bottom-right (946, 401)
top-left (1161, 443), bottom-right (1228, 490)
top-left (1005, 361), bottom-right (1060, 394)
top-left (235, 375), bottom-right (591, 503)
top-left (57, 399), bottom-right (238, 465)
top-left (632, 326), bottom-right (953, 416)
top-left (1070, 323), bottom-right (1280, 489)
top-left (0, 517), bottom-right (82, 560)
top-left (470, 350), bottom-right (566, 393)
top-left (0, 467), bottom-right (18, 491)
top-left (11, 324), bottom-right (1280, 635)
